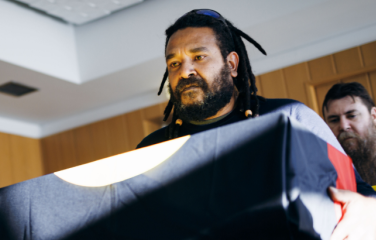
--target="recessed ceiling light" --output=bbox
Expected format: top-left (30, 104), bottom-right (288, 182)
top-left (0, 82), bottom-right (38, 97)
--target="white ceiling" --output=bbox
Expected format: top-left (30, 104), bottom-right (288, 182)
top-left (15, 0), bottom-right (143, 25)
top-left (0, 0), bottom-right (376, 138)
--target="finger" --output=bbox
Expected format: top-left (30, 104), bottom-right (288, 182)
top-left (328, 187), bottom-right (357, 204)
top-left (330, 217), bottom-right (354, 240)
top-left (346, 227), bottom-right (376, 240)
top-left (347, 233), bottom-right (374, 240)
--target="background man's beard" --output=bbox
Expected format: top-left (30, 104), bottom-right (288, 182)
top-left (339, 122), bottom-right (376, 184)
top-left (169, 65), bottom-right (234, 122)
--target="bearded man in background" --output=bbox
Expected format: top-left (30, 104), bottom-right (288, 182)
top-left (324, 82), bottom-right (376, 186)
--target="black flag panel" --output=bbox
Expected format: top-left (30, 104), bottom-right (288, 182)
top-left (0, 113), bottom-right (356, 240)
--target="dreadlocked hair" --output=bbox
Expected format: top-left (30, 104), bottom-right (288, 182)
top-left (158, 11), bottom-right (267, 139)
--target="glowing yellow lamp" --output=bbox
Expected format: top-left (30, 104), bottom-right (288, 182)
top-left (54, 136), bottom-right (190, 187)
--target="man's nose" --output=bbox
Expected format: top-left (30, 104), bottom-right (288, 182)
top-left (339, 118), bottom-right (351, 132)
top-left (180, 61), bottom-right (196, 79)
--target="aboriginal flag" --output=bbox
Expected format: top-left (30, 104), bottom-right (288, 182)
top-left (0, 113), bottom-right (356, 240)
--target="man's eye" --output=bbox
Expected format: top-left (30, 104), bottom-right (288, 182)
top-left (195, 55), bottom-right (205, 60)
top-left (347, 115), bottom-right (356, 119)
top-left (329, 119), bottom-right (339, 123)
top-left (170, 62), bottom-right (180, 68)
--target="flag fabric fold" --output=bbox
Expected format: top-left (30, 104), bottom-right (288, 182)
top-left (0, 112), bottom-right (355, 240)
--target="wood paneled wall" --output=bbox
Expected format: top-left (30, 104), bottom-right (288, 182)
top-left (0, 132), bottom-right (43, 188)
top-left (307, 42), bottom-right (376, 118)
top-left (1, 40), bottom-right (375, 188)
top-left (41, 102), bottom-right (169, 174)
top-left (257, 41), bottom-right (376, 118)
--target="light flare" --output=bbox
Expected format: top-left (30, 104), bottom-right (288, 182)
top-left (54, 136), bottom-right (190, 187)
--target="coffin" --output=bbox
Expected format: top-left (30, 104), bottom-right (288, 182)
top-left (0, 113), bottom-right (355, 240)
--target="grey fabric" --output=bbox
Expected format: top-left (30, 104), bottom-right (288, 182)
top-left (265, 100), bottom-right (343, 154)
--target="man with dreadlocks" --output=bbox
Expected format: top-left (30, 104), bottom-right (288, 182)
top-left (137, 9), bottom-right (376, 239)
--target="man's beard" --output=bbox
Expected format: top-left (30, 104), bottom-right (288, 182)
top-left (338, 121), bottom-right (376, 185)
top-left (169, 64), bottom-right (234, 122)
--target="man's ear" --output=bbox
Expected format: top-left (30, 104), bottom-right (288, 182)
top-left (226, 51), bottom-right (239, 78)
top-left (371, 107), bottom-right (376, 125)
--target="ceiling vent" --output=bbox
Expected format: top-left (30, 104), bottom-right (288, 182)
top-left (0, 82), bottom-right (38, 97)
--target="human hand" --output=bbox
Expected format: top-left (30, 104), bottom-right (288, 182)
top-left (329, 186), bottom-right (376, 240)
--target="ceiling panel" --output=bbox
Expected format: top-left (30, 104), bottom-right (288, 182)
top-left (14, 0), bottom-right (143, 24)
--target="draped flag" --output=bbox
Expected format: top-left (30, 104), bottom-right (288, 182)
top-left (0, 113), bottom-right (355, 240)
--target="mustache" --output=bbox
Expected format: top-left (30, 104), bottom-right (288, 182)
top-left (338, 131), bottom-right (359, 143)
top-left (175, 76), bottom-right (208, 93)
